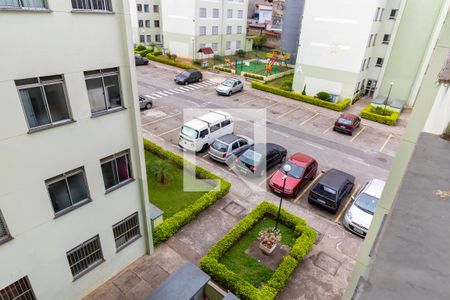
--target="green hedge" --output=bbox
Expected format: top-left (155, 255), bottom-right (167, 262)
top-left (200, 201), bottom-right (316, 299)
top-left (143, 139), bottom-right (231, 245)
top-left (244, 73), bottom-right (265, 81)
top-left (360, 104), bottom-right (399, 126)
top-left (214, 66), bottom-right (233, 73)
top-left (251, 81), bottom-right (350, 112)
top-left (146, 54), bottom-right (199, 70)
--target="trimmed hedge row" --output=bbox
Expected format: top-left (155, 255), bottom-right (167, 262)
top-left (146, 54), bottom-right (200, 70)
top-left (200, 201), bottom-right (316, 300)
top-left (251, 81), bottom-right (351, 112)
top-left (244, 73), bottom-right (265, 81)
top-left (143, 139), bottom-right (231, 245)
top-left (360, 104), bottom-right (399, 126)
top-left (214, 66), bottom-right (233, 73)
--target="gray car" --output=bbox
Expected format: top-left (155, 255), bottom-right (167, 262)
top-left (343, 179), bottom-right (385, 238)
top-left (139, 95), bottom-right (153, 109)
top-left (135, 54), bottom-right (149, 66)
top-left (208, 134), bottom-right (253, 163)
top-left (216, 78), bottom-right (244, 96)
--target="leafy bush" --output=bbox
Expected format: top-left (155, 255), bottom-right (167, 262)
top-left (281, 79), bottom-right (293, 91)
top-left (316, 91), bottom-right (331, 101)
top-left (200, 201), bottom-right (316, 299)
top-left (236, 49), bottom-right (246, 58)
top-left (243, 73), bottom-right (264, 80)
top-left (135, 44), bottom-right (146, 51)
top-left (153, 49), bottom-right (163, 56)
top-left (192, 59), bottom-right (202, 66)
top-left (138, 48), bottom-right (154, 57)
top-left (143, 139), bottom-right (231, 245)
top-left (360, 104), bottom-right (399, 126)
top-left (146, 54), bottom-right (199, 70)
top-left (214, 66), bottom-right (233, 73)
top-left (214, 54), bottom-right (224, 63)
top-left (251, 81), bottom-right (350, 112)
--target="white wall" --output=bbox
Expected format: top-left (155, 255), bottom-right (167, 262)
top-left (298, 0), bottom-right (378, 73)
top-left (0, 1), bottom-right (150, 299)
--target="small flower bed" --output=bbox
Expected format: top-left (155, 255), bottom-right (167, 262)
top-left (258, 227), bottom-right (282, 249)
top-left (360, 104), bottom-right (399, 126)
top-left (200, 201), bottom-right (316, 299)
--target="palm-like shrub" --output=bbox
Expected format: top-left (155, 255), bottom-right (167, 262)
top-left (149, 160), bottom-right (175, 185)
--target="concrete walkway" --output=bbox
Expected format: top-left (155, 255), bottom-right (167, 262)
top-left (84, 133), bottom-right (363, 300)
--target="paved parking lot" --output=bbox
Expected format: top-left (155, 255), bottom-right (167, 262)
top-left (84, 62), bottom-right (408, 300)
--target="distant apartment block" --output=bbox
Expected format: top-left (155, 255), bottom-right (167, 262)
top-left (153, 0), bottom-right (249, 57)
top-left (132, 0), bottom-right (163, 46)
top-left (292, 0), bottom-right (402, 102)
top-left (0, 1), bottom-right (153, 299)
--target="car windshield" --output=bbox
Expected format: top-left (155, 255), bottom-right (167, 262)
top-left (211, 140), bottom-right (228, 152)
top-left (222, 80), bottom-right (234, 87)
top-left (181, 126), bottom-right (199, 139)
top-left (280, 161), bottom-right (304, 179)
top-left (179, 71), bottom-right (190, 78)
top-left (313, 184), bottom-right (337, 200)
top-left (355, 193), bottom-right (378, 215)
top-left (337, 117), bottom-right (353, 126)
top-left (240, 149), bottom-right (262, 165)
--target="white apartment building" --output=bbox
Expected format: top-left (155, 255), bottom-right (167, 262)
top-left (161, 0), bottom-right (249, 58)
top-left (130, 0), bottom-right (163, 46)
top-left (0, 1), bottom-right (153, 299)
top-left (292, 0), bottom-right (402, 101)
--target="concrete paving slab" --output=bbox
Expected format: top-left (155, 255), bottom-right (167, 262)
top-left (112, 270), bottom-right (142, 294)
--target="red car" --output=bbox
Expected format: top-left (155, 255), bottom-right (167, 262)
top-left (269, 153), bottom-right (318, 197)
top-left (333, 113), bottom-right (361, 135)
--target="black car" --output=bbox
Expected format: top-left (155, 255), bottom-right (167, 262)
top-left (135, 54), bottom-right (149, 66)
top-left (308, 169), bottom-right (355, 214)
top-left (175, 70), bottom-right (203, 85)
top-left (234, 143), bottom-right (287, 177)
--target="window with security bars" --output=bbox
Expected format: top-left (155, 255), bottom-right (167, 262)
top-left (113, 212), bottom-right (141, 251)
top-left (0, 210), bottom-right (12, 245)
top-left (0, 276), bottom-right (36, 300)
top-left (0, 0), bottom-right (47, 9)
top-left (71, 0), bottom-right (112, 12)
top-left (66, 235), bottom-right (104, 279)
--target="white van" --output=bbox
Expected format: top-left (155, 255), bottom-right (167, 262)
top-left (179, 110), bottom-right (234, 152)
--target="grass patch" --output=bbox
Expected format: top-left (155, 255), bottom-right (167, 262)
top-left (266, 74), bottom-right (294, 89)
top-left (220, 217), bottom-right (297, 287)
top-left (145, 152), bottom-right (211, 218)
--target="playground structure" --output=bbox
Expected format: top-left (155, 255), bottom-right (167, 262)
top-left (263, 50), bottom-right (291, 75)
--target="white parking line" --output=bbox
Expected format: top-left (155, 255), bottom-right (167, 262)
top-left (346, 156), bottom-right (370, 167)
top-left (239, 99), bottom-right (257, 106)
top-left (151, 93), bottom-right (162, 98)
top-left (379, 133), bottom-right (393, 153)
top-left (257, 102), bottom-right (277, 112)
top-left (335, 183), bottom-right (360, 223)
top-left (294, 173), bottom-right (323, 203)
top-left (142, 113), bottom-right (181, 126)
top-left (169, 89), bottom-right (180, 94)
top-left (156, 92), bottom-right (169, 96)
top-left (178, 87), bottom-right (191, 91)
top-left (323, 125), bottom-right (334, 134)
top-left (276, 107), bottom-right (300, 119)
top-left (299, 113), bottom-right (319, 126)
top-left (157, 126), bottom-right (181, 137)
top-left (163, 90), bottom-right (174, 95)
top-left (350, 126), bottom-right (366, 142)
top-left (304, 141), bottom-right (325, 150)
top-left (145, 95), bottom-right (156, 100)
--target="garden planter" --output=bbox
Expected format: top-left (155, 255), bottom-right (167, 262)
top-left (259, 241), bottom-right (277, 255)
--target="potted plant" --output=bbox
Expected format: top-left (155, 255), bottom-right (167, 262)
top-left (258, 227), bottom-right (282, 255)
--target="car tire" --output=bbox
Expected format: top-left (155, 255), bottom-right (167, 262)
top-left (227, 91), bottom-right (232, 96)
top-left (280, 155), bottom-right (286, 163)
top-left (184, 81), bottom-right (188, 85)
top-left (294, 188), bottom-right (300, 197)
top-left (201, 143), bottom-right (209, 153)
top-left (145, 103), bottom-right (152, 109)
top-left (199, 78), bottom-right (202, 82)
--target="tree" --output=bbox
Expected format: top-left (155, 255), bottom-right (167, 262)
top-left (253, 34), bottom-right (267, 50)
top-left (171, 54), bottom-right (177, 62)
top-left (149, 160), bottom-right (175, 185)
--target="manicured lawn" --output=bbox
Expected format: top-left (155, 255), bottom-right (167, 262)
top-left (145, 151), bottom-right (213, 218)
top-left (266, 74), bottom-right (294, 89)
top-left (220, 217), bottom-right (297, 287)
top-left (222, 60), bottom-right (292, 76)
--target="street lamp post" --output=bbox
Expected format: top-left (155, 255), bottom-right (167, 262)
top-left (275, 164), bottom-right (291, 230)
top-left (383, 82), bottom-right (394, 116)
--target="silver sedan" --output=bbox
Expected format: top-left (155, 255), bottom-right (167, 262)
top-left (216, 78), bottom-right (244, 96)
